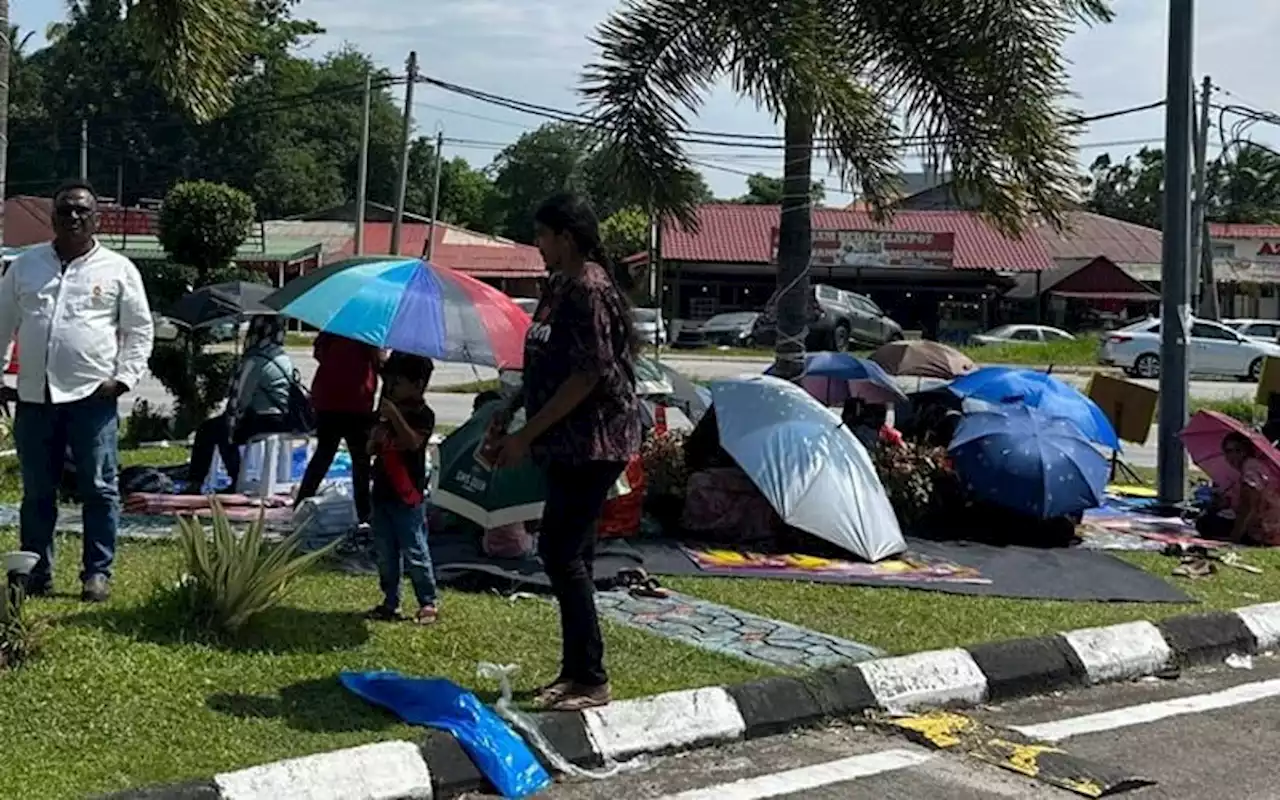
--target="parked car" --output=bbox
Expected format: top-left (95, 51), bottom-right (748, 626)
top-left (672, 312), bottom-right (760, 349)
top-left (754, 284), bottom-right (903, 350)
top-left (1224, 318), bottom-right (1280, 344)
top-left (632, 307), bottom-right (667, 346)
top-left (1099, 317), bottom-right (1280, 380)
top-left (970, 324), bottom-right (1076, 345)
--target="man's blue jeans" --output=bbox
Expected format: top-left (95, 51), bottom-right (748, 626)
top-left (15, 396), bottom-right (120, 583)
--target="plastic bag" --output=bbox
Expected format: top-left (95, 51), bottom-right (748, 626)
top-left (339, 670), bottom-right (551, 799)
top-left (476, 662), bottom-right (640, 780)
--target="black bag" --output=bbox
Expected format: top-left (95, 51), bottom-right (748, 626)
top-left (254, 356), bottom-right (317, 435)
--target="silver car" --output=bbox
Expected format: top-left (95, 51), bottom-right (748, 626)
top-left (632, 307), bottom-right (667, 346)
top-left (1099, 317), bottom-right (1280, 381)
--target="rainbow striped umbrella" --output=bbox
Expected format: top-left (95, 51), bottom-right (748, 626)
top-left (265, 256), bottom-right (531, 368)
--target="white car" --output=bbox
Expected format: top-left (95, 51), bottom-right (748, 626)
top-left (970, 324), bottom-right (1076, 345)
top-left (1099, 317), bottom-right (1280, 381)
top-left (1224, 318), bottom-right (1280, 344)
top-left (632, 307), bottom-right (667, 346)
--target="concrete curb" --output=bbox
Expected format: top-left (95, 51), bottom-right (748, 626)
top-left (102, 602), bottom-right (1280, 799)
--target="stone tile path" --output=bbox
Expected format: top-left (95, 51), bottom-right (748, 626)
top-left (595, 590), bottom-right (883, 671)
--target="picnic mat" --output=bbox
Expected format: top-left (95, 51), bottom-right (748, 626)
top-left (428, 532), bottom-right (1192, 603)
top-left (124, 492), bottom-right (294, 523)
top-left (1079, 496), bottom-right (1225, 553)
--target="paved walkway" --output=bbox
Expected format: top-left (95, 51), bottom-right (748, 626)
top-left (595, 589), bottom-right (882, 671)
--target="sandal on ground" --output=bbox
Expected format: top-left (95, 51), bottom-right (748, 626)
top-left (414, 605), bottom-right (439, 625)
top-left (549, 683), bottom-right (612, 712)
top-left (366, 605), bottom-right (404, 621)
top-left (615, 567), bottom-right (670, 599)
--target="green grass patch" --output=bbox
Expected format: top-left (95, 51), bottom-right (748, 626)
top-left (0, 534), bottom-right (769, 799)
top-left (1187, 396), bottom-right (1260, 424)
top-left (958, 335), bottom-right (1100, 367)
top-left (284, 331), bottom-right (316, 349)
top-left (436, 378), bottom-right (502, 394)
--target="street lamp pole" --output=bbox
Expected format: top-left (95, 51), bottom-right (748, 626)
top-left (1157, 0), bottom-right (1195, 506)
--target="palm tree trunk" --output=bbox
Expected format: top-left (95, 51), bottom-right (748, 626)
top-left (772, 103), bottom-right (814, 380)
top-left (0, 0), bottom-right (9, 246)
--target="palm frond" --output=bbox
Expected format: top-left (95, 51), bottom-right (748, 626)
top-left (582, 0), bottom-right (739, 228)
top-left (842, 0), bottom-right (1114, 234)
top-left (129, 0), bottom-right (252, 122)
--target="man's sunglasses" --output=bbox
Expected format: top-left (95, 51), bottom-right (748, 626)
top-left (55, 205), bottom-right (95, 218)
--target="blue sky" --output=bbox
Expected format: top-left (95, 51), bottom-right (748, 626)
top-left (14, 0), bottom-right (1280, 200)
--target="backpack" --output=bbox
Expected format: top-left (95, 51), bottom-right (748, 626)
top-left (252, 355), bottom-right (317, 436)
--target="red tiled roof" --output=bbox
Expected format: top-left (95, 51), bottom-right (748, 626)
top-left (1033, 211), bottom-right (1163, 265)
top-left (337, 222), bottom-right (546, 278)
top-left (661, 204), bottom-right (1053, 272)
top-left (1208, 222), bottom-right (1280, 240)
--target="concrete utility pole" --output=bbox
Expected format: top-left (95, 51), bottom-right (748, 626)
top-left (79, 119), bottom-right (89, 180)
top-left (1191, 75), bottom-right (1220, 319)
top-left (1157, 0), bottom-right (1195, 507)
top-left (354, 73), bottom-right (372, 255)
top-left (425, 129), bottom-right (443, 261)
top-left (390, 52), bottom-right (418, 256)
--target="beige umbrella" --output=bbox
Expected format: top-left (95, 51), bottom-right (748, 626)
top-left (870, 340), bottom-right (976, 379)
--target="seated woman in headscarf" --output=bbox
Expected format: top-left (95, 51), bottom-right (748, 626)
top-left (186, 316), bottom-right (298, 493)
top-left (1197, 431), bottom-right (1280, 546)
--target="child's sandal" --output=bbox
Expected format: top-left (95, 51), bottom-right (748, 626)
top-left (414, 605), bottom-right (439, 625)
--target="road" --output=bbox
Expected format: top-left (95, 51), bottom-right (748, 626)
top-left (118, 352), bottom-right (1252, 466)
top-left (503, 657), bottom-right (1280, 799)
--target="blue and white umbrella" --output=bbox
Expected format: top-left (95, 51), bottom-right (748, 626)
top-left (709, 375), bottom-right (906, 561)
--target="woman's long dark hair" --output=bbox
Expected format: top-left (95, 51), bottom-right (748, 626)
top-left (534, 192), bottom-right (642, 358)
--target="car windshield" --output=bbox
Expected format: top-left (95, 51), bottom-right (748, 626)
top-left (632, 308), bottom-right (659, 323)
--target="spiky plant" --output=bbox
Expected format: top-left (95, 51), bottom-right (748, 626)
top-left (0, 583), bottom-right (41, 670)
top-left (172, 499), bottom-right (340, 635)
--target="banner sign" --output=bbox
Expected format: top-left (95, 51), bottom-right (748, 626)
top-left (772, 228), bottom-right (955, 268)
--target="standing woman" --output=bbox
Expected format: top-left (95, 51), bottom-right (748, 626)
top-left (488, 192), bottom-right (641, 711)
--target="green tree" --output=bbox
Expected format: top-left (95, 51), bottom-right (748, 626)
top-left (583, 0), bottom-right (1113, 377)
top-left (1082, 149), bottom-right (1164, 229)
top-left (737, 172), bottom-right (825, 205)
top-left (489, 123), bottom-right (601, 242)
top-left (0, 3), bottom-right (12, 240)
top-left (600, 206), bottom-right (651, 263)
top-left (405, 139), bottom-right (499, 233)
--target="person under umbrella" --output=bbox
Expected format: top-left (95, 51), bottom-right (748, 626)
top-left (483, 192), bottom-right (642, 712)
top-left (948, 366), bottom-right (1120, 450)
top-left (1181, 411), bottom-right (1280, 545)
top-left (294, 333), bottom-right (388, 528)
top-left (186, 317), bottom-right (299, 493)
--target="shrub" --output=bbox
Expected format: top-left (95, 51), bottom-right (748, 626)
top-left (123, 399), bottom-right (176, 446)
top-left (164, 501), bottom-right (341, 636)
top-left (0, 585), bottom-right (42, 670)
top-left (640, 430), bottom-right (689, 500)
top-left (148, 344), bottom-right (238, 437)
top-left (157, 181), bottom-right (257, 281)
top-left (872, 442), bottom-right (957, 529)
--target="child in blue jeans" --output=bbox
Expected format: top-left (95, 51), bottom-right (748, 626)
top-left (367, 352), bottom-right (439, 625)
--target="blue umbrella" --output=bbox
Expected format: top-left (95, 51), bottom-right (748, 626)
top-left (948, 406), bottom-right (1109, 519)
top-left (947, 366), bottom-right (1119, 450)
top-left (765, 351), bottom-right (908, 405)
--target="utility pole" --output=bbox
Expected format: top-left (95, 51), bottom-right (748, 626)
top-left (390, 52), bottom-right (418, 256)
top-left (1189, 76), bottom-right (1209, 314)
top-left (1191, 76), bottom-right (1219, 319)
top-left (0, 2), bottom-right (11, 246)
top-left (1157, 0), bottom-right (1195, 507)
top-left (425, 130), bottom-right (443, 261)
top-left (354, 73), bottom-right (372, 255)
top-left (115, 163), bottom-right (124, 206)
top-left (80, 119), bottom-right (89, 180)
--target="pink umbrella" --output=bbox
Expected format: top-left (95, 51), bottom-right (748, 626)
top-left (1180, 410), bottom-right (1280, 492)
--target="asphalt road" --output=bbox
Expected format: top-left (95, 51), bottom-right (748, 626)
top-left (115, 351), bottom-right (1252, 467)
top-left (508, 656), bottom-right (1280, 799)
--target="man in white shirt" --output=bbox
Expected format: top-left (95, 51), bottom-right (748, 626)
top-left (0, 180), bottom-right (154, 602)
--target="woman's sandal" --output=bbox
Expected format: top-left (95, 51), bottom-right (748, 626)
top-left (549, 684), bottom-right (612, 712)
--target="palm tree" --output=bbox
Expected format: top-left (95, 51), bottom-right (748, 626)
top-left (583, 0), bottom-right (1113, 378)
top-left (1, 0), bottom-right (11, 244)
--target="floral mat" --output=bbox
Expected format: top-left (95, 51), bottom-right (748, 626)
top-left (681, 546), bottom-right (990, 584)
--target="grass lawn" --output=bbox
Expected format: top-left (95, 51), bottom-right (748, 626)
top-left (0, 529), bottom-right (769, 800)
top-left (957, 336), bottom-right (1100, 367)
top-left (436, 377), bottom-right (502, 394)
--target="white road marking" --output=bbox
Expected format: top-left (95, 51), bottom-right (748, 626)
top-left (1014, 677), bottom-right (1280, 742)
top-left (654, 749), bottom-right (933, 800)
